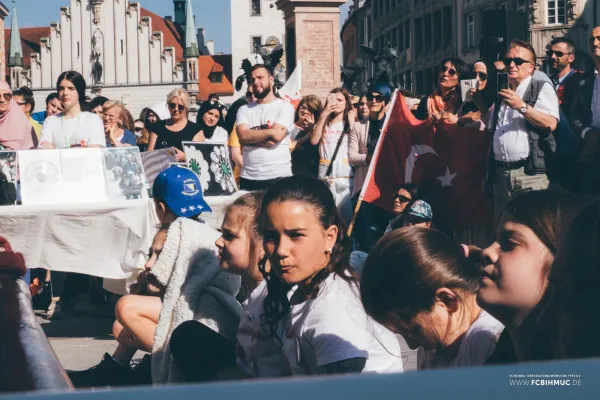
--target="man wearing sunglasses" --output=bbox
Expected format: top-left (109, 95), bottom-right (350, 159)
top-left (487, 39), bottom-right (560, 216)
top-left (571, 25), bottom-right (600, 194)
top-left (547, 37), bottom-right (583, 191)
top-left (236, 64), bottom-right (295, 190)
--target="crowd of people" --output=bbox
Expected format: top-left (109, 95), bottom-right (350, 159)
top-left (2, 26), bottom-right (600, 389)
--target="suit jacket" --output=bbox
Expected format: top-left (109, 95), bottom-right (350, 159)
top-left (348, 119), bottom-right (370, 197)
top-left (570, 72), bottom-right (595, 138)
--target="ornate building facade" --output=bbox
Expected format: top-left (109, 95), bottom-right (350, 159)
top-left (230, 0), bottom-right (286, 97)
top-left (4, 0), bottom-right (234, 117)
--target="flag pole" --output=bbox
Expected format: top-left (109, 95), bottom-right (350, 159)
top-left (347, 89), bottom-right (400, 238)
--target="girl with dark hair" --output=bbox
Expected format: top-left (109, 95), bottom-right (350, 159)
top-left (196, 100), bottom-right (228, 143)
top-left (478, 190), bottom-right (589, 363)
top-left (414, 57), bottom-right (468, 122)
top-left (39, 70), bottom-right (105, 149)
top-left (310, 88), bottom-right (355, 224)
top-left (361, 227), bottom-right (503, 369)
top-left (539, 198), bottom-right (600, 360)
top-left (237, 176), bottom-right (403, 377)
top-left (385, 183), bottom-right (421, 233)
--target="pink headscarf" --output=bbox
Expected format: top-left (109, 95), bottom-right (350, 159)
top-left (0, 81), bottom-right (35, 150)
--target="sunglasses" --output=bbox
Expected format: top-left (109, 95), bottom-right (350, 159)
top-left (168, 103), bottom-right (185, 112)
top-left (439, 66), bottom-right (457, 76)
top-left (134, 127), bottom-right (144, 132)
top-left (546, 50), bottom-right (571, 58)
top-left (393, 193), bottom-right (411, 203)
top-left (474, 72), bottom-right (488, 81)
top-left (16, 101), bottom-right (27, 106)
top-left (503, 57), bottom-right (532, 66)
top-left (246, 91), bottom-right (255, 98)
top-left (1, 93), bottom-right (13, 102)
top-left (367, 93), bottom-right (384, 102)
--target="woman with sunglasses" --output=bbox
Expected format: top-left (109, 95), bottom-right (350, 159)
top-left (414, 58), bottom-right (468, 123)
top-left (385, 183), bottom-right (421, 233)
top-left (458, 61), bottom-right (495, 127)
top-left (134, 119), bottom-right (149, 152)
top-left (148, 89), bottom-right (204, 161)
top-left (0, 81), bottom-right (36, 150)
top-left (196, 100), bottom-right (228, 143)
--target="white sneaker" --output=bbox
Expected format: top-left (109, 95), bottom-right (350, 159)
top-left (46, 297), bottom-right (62, 320)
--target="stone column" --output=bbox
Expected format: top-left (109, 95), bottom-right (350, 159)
top-left (276, 0), bottom-right (345, 99)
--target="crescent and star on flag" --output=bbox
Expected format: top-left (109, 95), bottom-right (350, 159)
top-left (404, 145), bottom-right (457, 188)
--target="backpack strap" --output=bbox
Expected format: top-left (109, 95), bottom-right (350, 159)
top-left (325, 123), bottom-right (349, 178)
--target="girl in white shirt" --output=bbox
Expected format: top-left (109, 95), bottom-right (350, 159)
top-left (310, 88), bottom-right (355, 225)
top-left (237, 175), bottom-right (403, 377)
top-left (39, 70), bottom-right (105, 149)
top-left (361, 227), bottom-right (504, 369)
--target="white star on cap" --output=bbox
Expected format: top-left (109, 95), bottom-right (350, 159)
top-left (197, 205), bottom-right (204, 210)
top-left (189, 205), bottom-right (196, 211)
top-left (180, 208), bottom-right (188, 214)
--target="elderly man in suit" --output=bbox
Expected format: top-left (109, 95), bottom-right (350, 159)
top-left (570, 25), bottom-right (600, 194)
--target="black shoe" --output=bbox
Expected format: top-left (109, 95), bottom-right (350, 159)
top-left (67, 353), bottom-right (132, 388)
top-left (130, 354), bottom-right (153, 386)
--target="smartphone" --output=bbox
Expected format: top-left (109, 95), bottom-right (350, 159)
top-left (497, 73), bottom-right (509, 91)
top-left (460, 79), bottom-right (478, 102)
top-left (327, 93), bottom-right (338, 106)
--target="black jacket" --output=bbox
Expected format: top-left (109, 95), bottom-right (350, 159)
top-left (570, 72), bottom-right (596, 138)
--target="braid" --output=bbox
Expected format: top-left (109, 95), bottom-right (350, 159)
top-left (258, 257), bottom-right (291, 345)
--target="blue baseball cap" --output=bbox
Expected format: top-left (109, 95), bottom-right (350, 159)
top-left (153, 166), bottom-right (212, 217)
top-left (406, 200), bottom-right (432, 221)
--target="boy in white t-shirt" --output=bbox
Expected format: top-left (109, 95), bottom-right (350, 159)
top-left (236, 64), bottom-right (295, 191)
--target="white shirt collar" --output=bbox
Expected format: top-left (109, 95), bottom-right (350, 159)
top-left (514, 76), bottom-right (532, 95)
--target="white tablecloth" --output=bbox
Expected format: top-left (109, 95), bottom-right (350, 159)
top-left (0, 193), bottom-right (244, 281)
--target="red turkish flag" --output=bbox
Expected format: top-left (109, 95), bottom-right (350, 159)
top-left (359, 92), bottom-right (493, 231)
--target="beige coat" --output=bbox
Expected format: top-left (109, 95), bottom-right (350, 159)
top-left (348, 120), bottom-right (370, 197)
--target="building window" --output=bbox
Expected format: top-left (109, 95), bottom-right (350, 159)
top-left (405, 21), bottom-right (411, 48)
top-left (209, 71), bottom-right (223, 83)
top-left (398, 24), bottom-right (404, 50)
top-left (77, 42), bottom-right (80, 59)
top-left (466, 13), bottom-right (475, 48)
top-left (120, 39), bottom-right (124, 55)
top-left (547, 0), bottom-right (566, 24)
top-left (251, 0), bottom-right (261, 16)
top-left (443, 7), bottom-right (452, 49)
top-left (433, 11), bottom-right (442, 51)
top-left (423, 14), bottom-right (432, 54)
top-left (251, 36), bottom-right (262, 53)
top-left (498, 2), bottom-right (507, 9)
top-left (415, 18), bottom-right (422, 56)
top-left (516, 0), bottom-right (527, 12)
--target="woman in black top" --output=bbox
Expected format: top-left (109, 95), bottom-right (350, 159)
top-left (148, 89), bottom-right (203, 160)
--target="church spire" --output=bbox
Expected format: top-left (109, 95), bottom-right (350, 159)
top-left (8, 0), bottom-right (23, 67)
top-left (183, 0), bottom-right (199, 58)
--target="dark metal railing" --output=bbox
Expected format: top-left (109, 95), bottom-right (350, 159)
top-left (0, 274), bottom-right (73, 393)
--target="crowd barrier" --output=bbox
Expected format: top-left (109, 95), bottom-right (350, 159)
top-left (0, 273), bottom-right (73, 393)
top-left (3, 358), bottom-right (600, 399)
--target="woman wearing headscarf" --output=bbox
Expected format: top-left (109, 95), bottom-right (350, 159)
top-left (196, 100), bottom-right (228, 143)
top-left (0, 81), bottom-right (36, 150)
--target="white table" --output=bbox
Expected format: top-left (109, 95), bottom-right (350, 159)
top-left (0, 194), bottom-right (244, 282)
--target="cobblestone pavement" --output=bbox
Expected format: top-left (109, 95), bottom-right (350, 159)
top-left (40, 314), bottom-right (417, 373)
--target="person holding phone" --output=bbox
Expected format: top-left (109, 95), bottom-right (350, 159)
top-left (414, 58), bottom-right (468, 123)
top-left (147, 89), bottom-right (204, 161)
top-left (486, 40), bottom-right (560, 219)
top-left (458, 61), bottom-right (495, 127)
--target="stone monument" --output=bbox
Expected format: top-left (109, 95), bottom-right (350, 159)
top-left (275, 0), bottom-right (345, 99)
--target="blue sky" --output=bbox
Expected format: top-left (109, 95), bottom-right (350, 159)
top-left (5, 0), bottom-right (349, 54)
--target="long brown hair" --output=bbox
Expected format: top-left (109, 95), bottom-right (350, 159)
top-left (360, 227), bottom-right (480, 334)
top-left (294, 94), bottom-right (323, 124)
top-left (328, 87), bottom-right (353, 132)
top-left (258, 176), bottom-right (354, 343)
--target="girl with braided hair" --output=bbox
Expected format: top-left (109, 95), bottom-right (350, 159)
top-left (237, 175), bottom-right (403, 377)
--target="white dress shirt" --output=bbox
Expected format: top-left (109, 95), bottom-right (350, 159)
top-left (489, 76), bottom-right (560, 162)
top-left (581, 71), bottom-right (600, 139)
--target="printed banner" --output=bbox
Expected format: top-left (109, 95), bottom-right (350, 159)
top-left (182, 142), bottom-right (237, 196)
